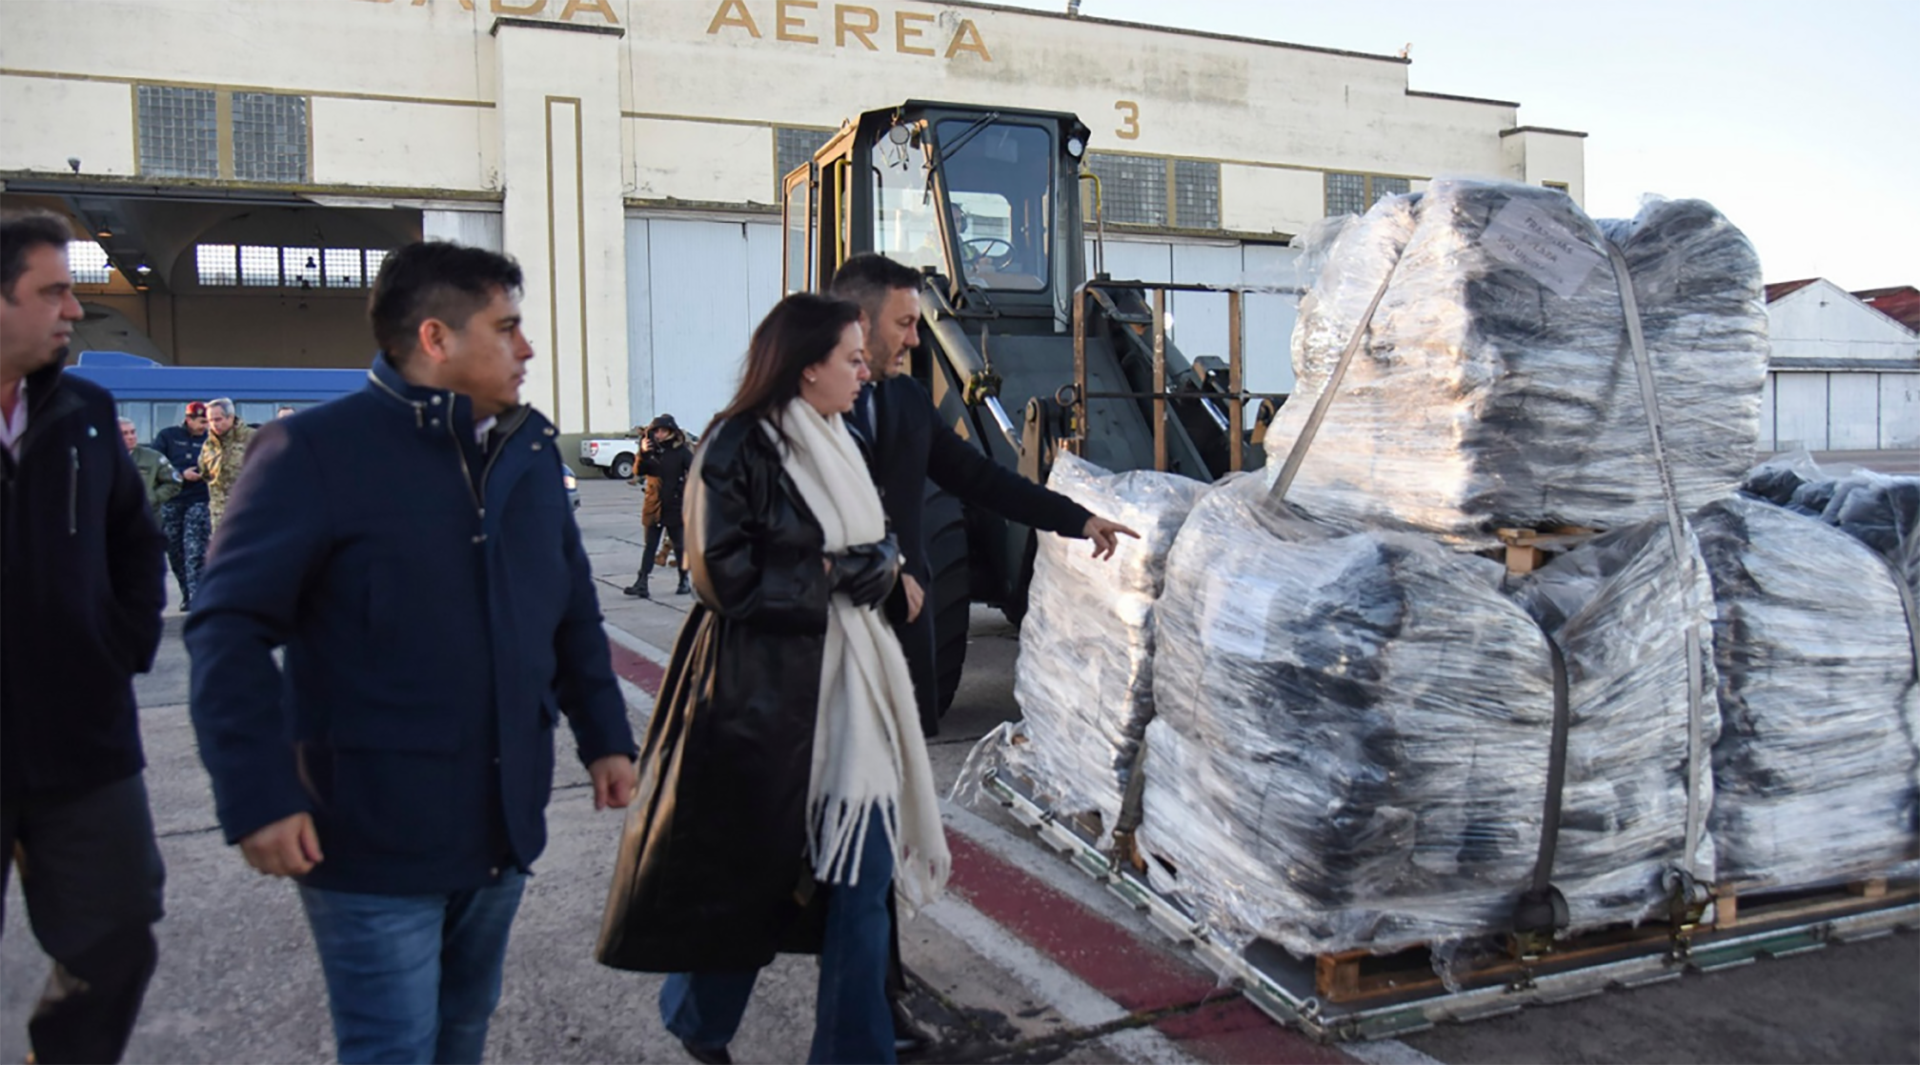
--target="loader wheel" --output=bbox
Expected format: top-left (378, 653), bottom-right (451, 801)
top-left (924, 484), bottom-right (971, 716)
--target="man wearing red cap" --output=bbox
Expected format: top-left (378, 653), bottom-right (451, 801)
top-left (152, 401), bottom-right (211, 608)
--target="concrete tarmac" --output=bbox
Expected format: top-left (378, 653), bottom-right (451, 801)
top-left (4, 472), bottom-right (1916, 1064)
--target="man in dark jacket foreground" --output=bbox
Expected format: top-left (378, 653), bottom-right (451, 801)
top-left (0, 209), bottom-right (169, 1064)
top-left (185, 241), bottom-right (639, 1065)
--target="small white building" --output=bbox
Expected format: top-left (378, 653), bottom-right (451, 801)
top-left (1762, 278), bottom-right (1920, 451)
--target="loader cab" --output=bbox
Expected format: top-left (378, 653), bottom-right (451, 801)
top-left (782, 101), bottom-right (1090, 324)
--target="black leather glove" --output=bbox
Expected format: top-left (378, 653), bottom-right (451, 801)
top-left (830, 535), bottom-right (902, 609)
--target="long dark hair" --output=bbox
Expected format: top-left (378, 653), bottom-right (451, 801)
top-left (711, 292), bottom-right (862, 438)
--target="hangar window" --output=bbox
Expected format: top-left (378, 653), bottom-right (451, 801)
top-left (1084, 155), bottom-right (1222, 230)
top-left (197, 244), bottom-right (240, 286)
top-left (232, 92), bottom-right (310, 183)
top-left (1085, 152), bottom-right (1167, 227)
top-left (1174, 160), bottom-right (1221, 230)
top-left (195, 243), bottom-right (393, 289)
top-left (283, 247), bottom-right (322, 288)
top-left (323, 248), bottom-right (364, 288)
top-left (776, 127), bottom-right (833, 194)
top-left (240, 245), bottom-right (282, 287)
top-left (1325, 172), bottom-right (1411, 216)
top-left (137, 85), bottom-right (220, 179)
top-left (70, 242), bottom-right (114, 286)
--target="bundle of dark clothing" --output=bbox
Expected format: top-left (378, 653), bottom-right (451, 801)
top-left (1136, 477), bottom-right (1717, 957)
top-left (1698, 488), bottom-right (1920, 888)
top-left (1264, 179), bottom-right (1768, 545)
top-left (1008, 453), bottom-right (1207, 842)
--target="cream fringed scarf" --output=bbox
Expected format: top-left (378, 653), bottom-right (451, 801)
top-left (768, 398), bottom-right (951, 915)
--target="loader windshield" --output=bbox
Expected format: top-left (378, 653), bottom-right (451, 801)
top-left (870, 119), bottom-right (1052, 293)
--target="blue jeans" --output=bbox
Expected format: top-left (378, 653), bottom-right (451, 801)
top-left (299, 871), bottom-right (527, 1064)
top-left (661, 823), bottom-right (895, 1065)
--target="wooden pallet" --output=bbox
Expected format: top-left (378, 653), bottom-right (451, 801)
top-left (1308, 876), bottom-right (1918, 1005)
top-left (1311, 918), bottom-right (1672, 1004)
top-left (1495, 525), bottom-right (1601, 575)
top-left (1712, 875), bottom-right (1916, 929)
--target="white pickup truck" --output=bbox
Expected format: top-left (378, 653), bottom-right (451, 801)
top-left (579, 436), bottom-right (641, 480)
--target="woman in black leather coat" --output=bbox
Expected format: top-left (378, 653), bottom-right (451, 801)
top-left (598, 293), bottom-right (945, 1065)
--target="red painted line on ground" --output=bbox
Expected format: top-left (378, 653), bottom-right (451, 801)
top-left (607, 639), bottom-right (666, 695)
top-left (947, 833), bottom-right (1349, 1063)
top-left (605, 638), bottom-right (1347, 1063)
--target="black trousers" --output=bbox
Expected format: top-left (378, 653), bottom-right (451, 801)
top-left (0, 774), bottom-right (166, 1064)
top-left (889, 585), bottom-right (939, 739)
top-left (639, 516), bottom-right (685, 580)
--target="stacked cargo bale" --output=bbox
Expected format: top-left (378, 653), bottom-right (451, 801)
top-left (1005, 453), bottom-right (1209, 843)
top-left (1264, 179), bottom-right (1768, 545)
top-left (1694, 494), bottom-right (1919, 889)
top-left (1139, 477), bottom-right (1718, 956)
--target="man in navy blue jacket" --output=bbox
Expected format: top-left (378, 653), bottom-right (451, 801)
top-left (186, 242), bottom-right (638, 1065)
top-left (1, 209), bottom-right (169, 1064)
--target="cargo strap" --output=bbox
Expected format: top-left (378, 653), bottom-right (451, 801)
top-left (1269, 268), bottom-right (1396, 504)
top-left (1512, 634), bottom-right (1573, 947)
top-left (1604, 243), bottom-right (1708, 884)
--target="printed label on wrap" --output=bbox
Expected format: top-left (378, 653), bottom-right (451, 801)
top-left (1482, 200), bottom-right (1605, 299)
top-left (1205, 575), bottom-right (1276, 660)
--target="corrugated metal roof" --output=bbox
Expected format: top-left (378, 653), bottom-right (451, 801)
top-left (1764, 278), bottom-right (1819, 303)
top-left (1853, 286), bottom-right (1920, 333)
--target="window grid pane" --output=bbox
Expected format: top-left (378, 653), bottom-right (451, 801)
top-left (232, 92), bottom-right (309, 183)
top-left (775, 127), bottom-right (832, 197)
top-left (1325, 172), bottom-right (1368, 216)
top-left (1173, 159), bottom-right (1220, 230)
top-left (137, 85), bottom-right (219, 179)
top-left (70, 242), bottom-right (114, 285)
top-left (240, 245), bottom-right (280, 287)
top-left (283, 246), bottom-right (321, 288)
top-left (197, 244), bottom-right (239, 286)
top-left (323, 248), bottom-right (363, 288)
top-left (364, 249), bottom-right (390, 282)
top-left (1371, 176), bottom-right (1410, 205)
top-left (1086, 152), bottom-right (1167, 227)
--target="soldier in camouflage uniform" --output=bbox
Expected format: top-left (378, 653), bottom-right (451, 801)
top-left (199, 397), bottom-right (255, 532)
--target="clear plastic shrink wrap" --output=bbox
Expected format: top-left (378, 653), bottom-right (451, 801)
top-left (1264, 179), bottom-right (1768, 544)
top-left (1139, 476), bottom-right (1717, 957)
top-left (1694, 494), bottom-right (1920, 888)
top-left (1005, 453), bottom-right (1209, 841)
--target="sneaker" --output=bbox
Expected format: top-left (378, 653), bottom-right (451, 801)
top-left (675, 573), bottom-right (691, 595)
top-left (678, 1039), bottom-right (731, 1065)
top-left (622, 582), bottom-right (650, 599)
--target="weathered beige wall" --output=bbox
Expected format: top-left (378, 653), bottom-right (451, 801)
top-left (494, 19), bottom-right (629, 433)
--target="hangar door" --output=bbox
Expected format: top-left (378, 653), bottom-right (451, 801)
top-left (625, 215), bottom-right (782, 433)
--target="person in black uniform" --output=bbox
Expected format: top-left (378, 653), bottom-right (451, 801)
top-left (623, 413), bottom-right (693, 599)
top-left (830, 253), bottom-right (1136, 739)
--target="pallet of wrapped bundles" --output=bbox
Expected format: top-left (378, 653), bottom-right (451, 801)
top-left (1264, 179), bottom-right (1768, 545)
top-left (1003, 452), bottom-right (1210, 843)
top-left (1139, 475), bottom-right (1717, 961)
top-left (1694, 494), bottom-right (1920, 890)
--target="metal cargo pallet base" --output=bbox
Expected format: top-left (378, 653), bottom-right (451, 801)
top-left (983, 770), bottom-right (1920, 1043)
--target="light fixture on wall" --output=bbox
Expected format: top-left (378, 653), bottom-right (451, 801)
top-left (135, 264), bottom-right (152, 275)
top-left (96, 229), bottom-right (112, 239)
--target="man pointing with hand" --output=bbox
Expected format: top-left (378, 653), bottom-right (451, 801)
top-left (186, 241), bottom-right (637, 1065)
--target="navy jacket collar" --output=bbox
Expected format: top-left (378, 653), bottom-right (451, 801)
top-left (366, 353), bottom-right (530, 444)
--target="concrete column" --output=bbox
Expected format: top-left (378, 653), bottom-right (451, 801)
top-left (423, 208), bottom-right (504, 253)
top-left (492, 16), bottom-right (628, 433)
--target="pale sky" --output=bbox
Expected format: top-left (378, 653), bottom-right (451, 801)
top-left (996, 0), bottom-right (1919, 292)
